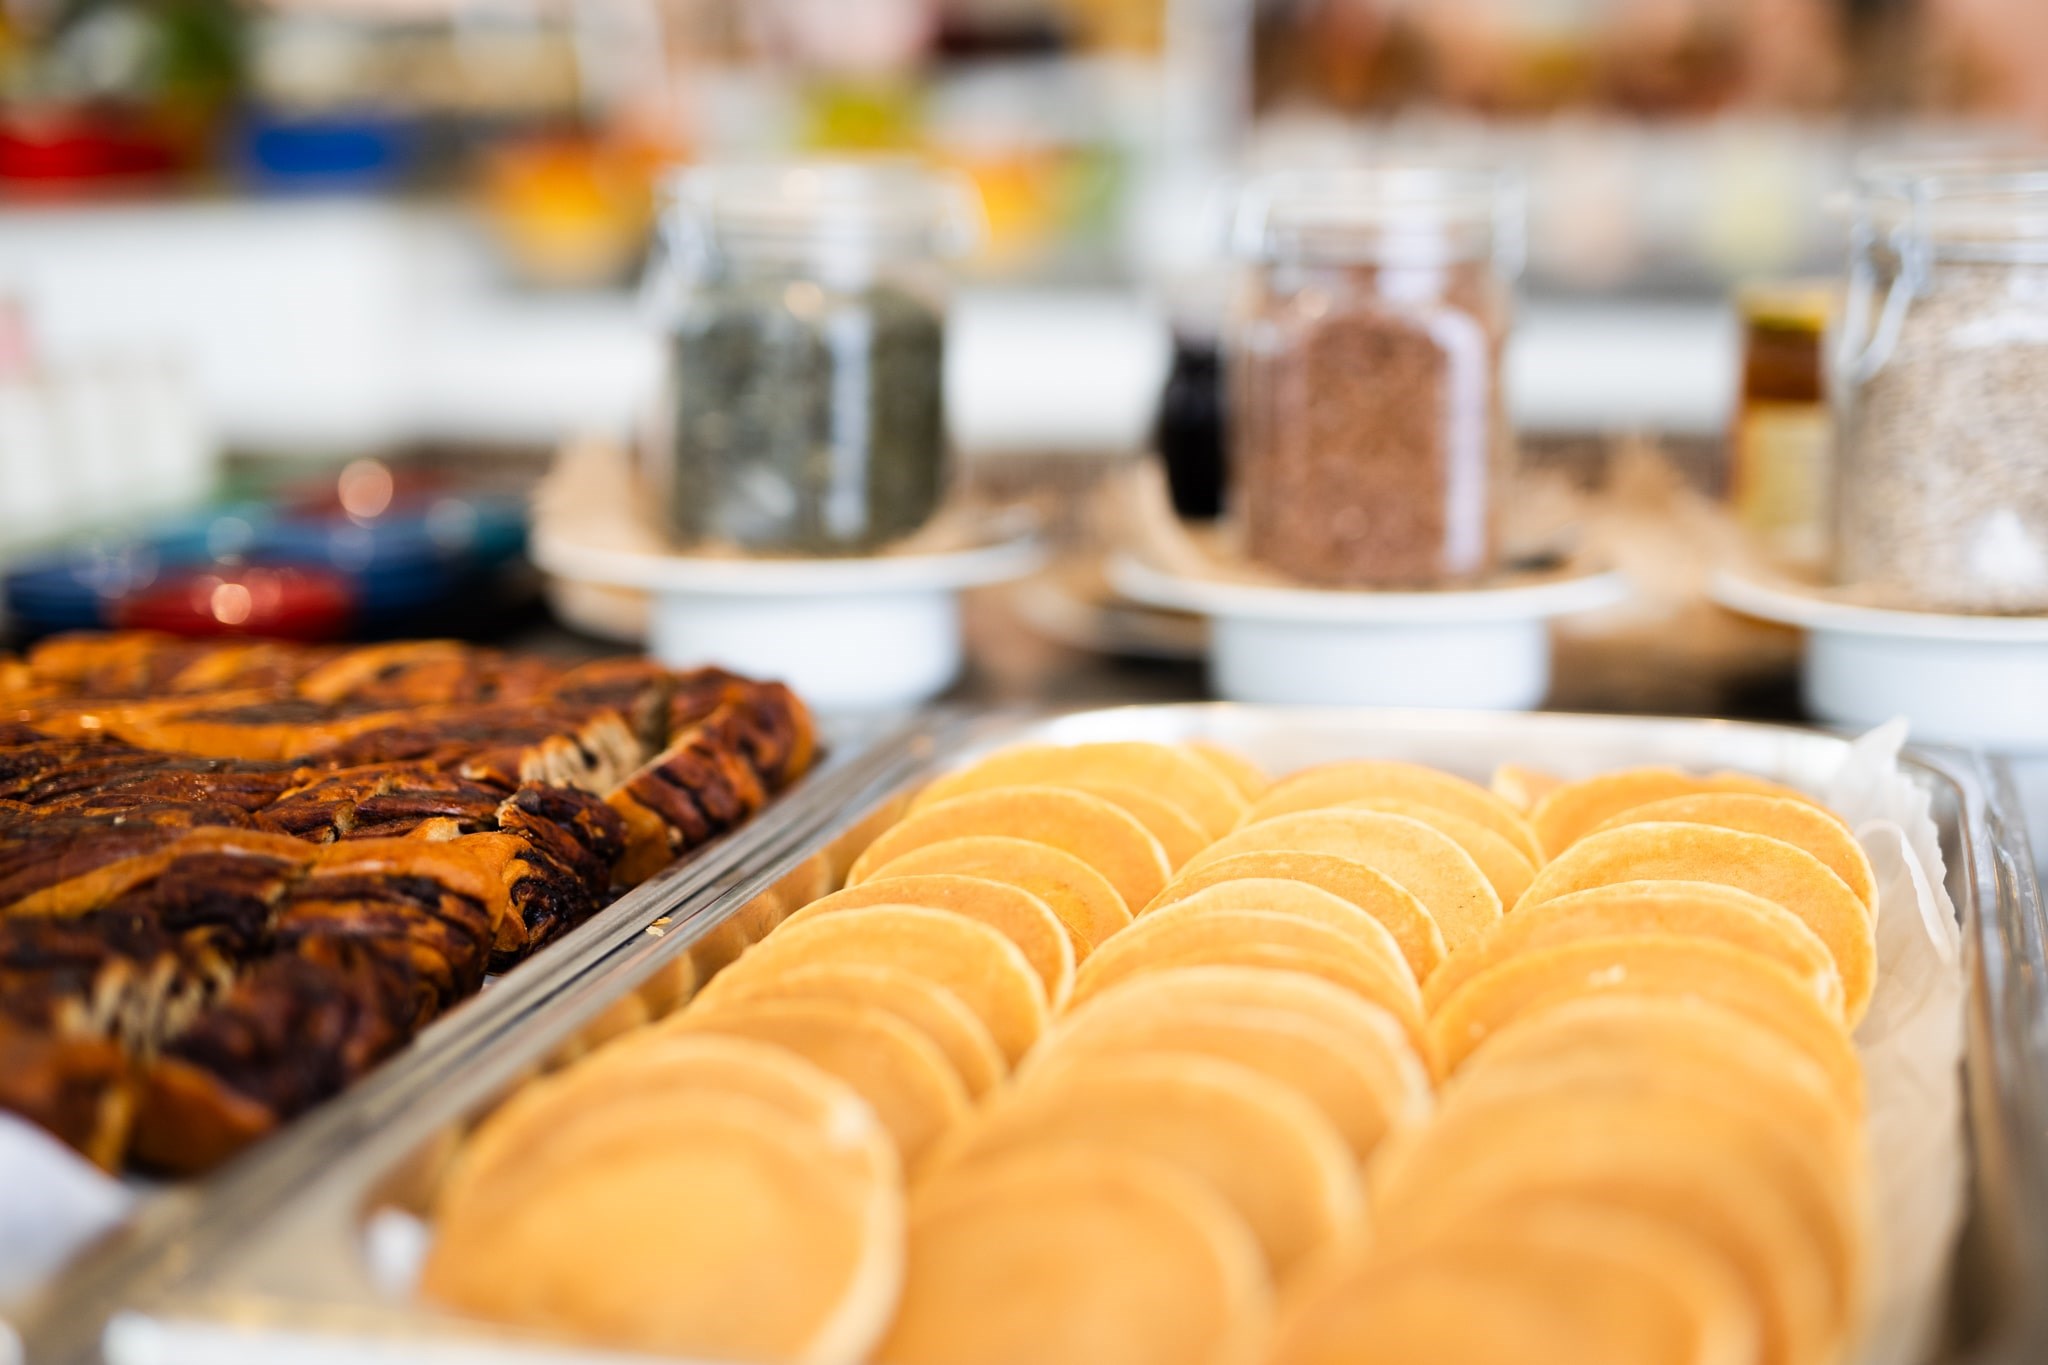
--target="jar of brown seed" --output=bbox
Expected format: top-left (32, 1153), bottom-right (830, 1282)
top-left (1835, 154), bottom-right (2048, 613)
top-left (1226, 166), bottom-right (1519, 588)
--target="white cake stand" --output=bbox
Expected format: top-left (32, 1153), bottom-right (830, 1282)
top-left (1111, 556), bottom-right (1629, 709)
top-left (1713, 570), bottom-right (2048, 750)
top-left (534, 524), bottom-right (1044, 711)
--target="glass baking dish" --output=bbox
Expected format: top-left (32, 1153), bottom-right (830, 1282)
top-left (10, 706), bottom-right (2046, 1365)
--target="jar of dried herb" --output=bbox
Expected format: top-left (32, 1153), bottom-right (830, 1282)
top-left (1226, 166), bottom-right (1520, 588)
top-left (1835, 154), bottom-right (2048, 613)
top-left (644, 163), bottom-right (979, 555)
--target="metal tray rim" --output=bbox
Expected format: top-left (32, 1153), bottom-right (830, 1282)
top-left (25, 704), bottom-right (2048, 1365)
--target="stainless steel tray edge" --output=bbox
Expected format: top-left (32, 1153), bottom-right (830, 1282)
top-left (1949, 753), bottom-right (2048, 1364)
top-left (7, 709), bottom-right (954, 1365)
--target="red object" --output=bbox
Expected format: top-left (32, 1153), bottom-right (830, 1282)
top-left (114, 567), bottom-right (356, 640)
top-left (0, 108), bottom-right (186, 188)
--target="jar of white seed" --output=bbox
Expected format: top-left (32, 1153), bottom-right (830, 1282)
top-left (1834, 153), bottom-right (2048, 613)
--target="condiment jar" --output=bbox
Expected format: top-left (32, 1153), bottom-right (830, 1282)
top-left (643, 163), bottom-right (979, 556)
top-left (1835, 154), bottom-right (2048, 613)
top-left (1730, 279), bottom-right (1834, 568)
top-left (1226, 165), bottom-right (1521, 588)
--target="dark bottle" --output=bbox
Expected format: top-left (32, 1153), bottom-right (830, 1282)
top-left (1156, 326), bottom-right (1227, 520)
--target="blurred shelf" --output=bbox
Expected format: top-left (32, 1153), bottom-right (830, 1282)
top-left (0, 196), bottom-right (1743, 456)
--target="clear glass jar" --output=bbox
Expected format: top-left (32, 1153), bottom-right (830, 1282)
top-left (643, 162), bottom-right (979, 555)
top-left (1835, 154), bottom-right (2048, 613)
top-left (1226, 166), bottom-right (1520, 588)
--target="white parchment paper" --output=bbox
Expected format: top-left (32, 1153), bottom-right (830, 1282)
top-left (1825, 720), bottom-right (1970, 1365)
top-left (0, 1114), bottom-right (135, 1311)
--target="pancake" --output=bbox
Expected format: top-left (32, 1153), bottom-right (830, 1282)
top-left (425, 1093), bottom-right (902, 1365)
top-left (671, 998), bottom-right (971, 1164)
top-left (851, 786), bottom-right (1171, 912)
top-left (714, 905), bottom-right (1049, 1064)
top-left (934, 1052), bottom-right (1361, 1279)
top-left (1145, 851), bottom-right (1446, 983)
top-left (791, 874), bottom-right (1076, 1010)
top-left (1425, 881), bottom-right (1844, 1020)
top-left (1250, 759), bottom-right (1542, 864)
top-left (913, 742), bottom-right (1248, 840)
top-left (1182, 809), bottom-right (1502, 951)
top-left (876, 1147), bottom-right (1269, 1365)
top-left (1513, 823), bottom-right (1875, 1027)
top-left (689, 962), bottom-right (1005, 1100)
top-left (861, 836), bottom-right (1131, 953)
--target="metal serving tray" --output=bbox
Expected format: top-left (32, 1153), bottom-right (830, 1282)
top-left (17, 706), bottom-right (2048, 1365)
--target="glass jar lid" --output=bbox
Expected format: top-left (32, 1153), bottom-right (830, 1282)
top-left (660, 160), bottom-right (983, 272)
top-left (1853, 148), bottom-right (2048, 261)
top-left (1230, 163), bottom-right (1522, 272)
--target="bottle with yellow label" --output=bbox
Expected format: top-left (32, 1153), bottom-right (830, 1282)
top-left (1730, 279), bottom-right (1834, 568)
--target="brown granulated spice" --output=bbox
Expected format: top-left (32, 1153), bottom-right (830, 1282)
top-left (1234, 262), bottom-right (1509, 588)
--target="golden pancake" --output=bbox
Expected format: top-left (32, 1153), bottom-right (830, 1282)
top-left (772, 851), bottom-right (834, 918)
top-left (1187, 741), bottom-right (1271, 802)
top-left (1447, 1008), bottom-right (1862, 1174)
top-left (1141, 880), bottom-right (1415, 989)
top-left (689, 962), bottom-right (1005, 1100)
top-left (1426, 935), bottom-right (1863, 1111)
top-left (912, 741), bottom-right (1249, 840)
top-left (425, 1094), bottom-right (901, 1365)
top-left (635, 953), bottom-right (700, 1020)
top-left (1369, 1098), bottom-right (1844, 1365)
top-left (1514, 823), bottom-right (1875, 1026)
top-left (546, 991), bottom-right (652, 1067)
top-left (789, 874), bottom-right (1076, 1010)
top-left (443, 1034), bottom-right (890, 1211)
top-left (1491, 762), bottom-right (1566, 813)
top-left (1023, 998), bottom-right (1425, 1163)
top-left (825, 793), bottom-right (912, 885)
top-left (1528, 766), bottom-right (1819, 858)
top-left (1337, 798), bottom-right (1537, 905)
top-left (1379, 1083), bottom-right (1861, 1346)
top-left (1592, 793), bottom-right (1879, 915)
top-left (876, 1147), bottom-right (1269, 1365)
top-left (1270, 1203), bottom-right (1759, 1365)
top-left (1061, 780), bottom-right (1210, 869)
top-left (1145, 851), bottom-right (1446, 983)
top-left (1250, 758), bottom-right (1543, 864)
top-left (1425, 881), bottom-right (1844, 1019)
top-left (687, 885), bottom-right (789, 981)
top-left (862, 836), bottom-right (1130, 953)
top-left (1463, 992), bottom-right (1847, 1107)
top-left (1181, 809), bottom-right (1502, 951)
top-left (671, 998), bottom-right (971, 1164)
top-left (851, 786), bottom-right (1170, 916)
top-left (1065, 965), bottom-right (1432, 1124)
top-left (938, 1053), bottom-right (1361, 1278)
top-left (718, 905), bottom-right (1049, 1064)
top-left (1068, 910), bottom-right (1428, 1061)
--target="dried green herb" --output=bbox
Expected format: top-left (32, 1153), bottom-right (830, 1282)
top-left (662, 277), bottom-right (946, 555)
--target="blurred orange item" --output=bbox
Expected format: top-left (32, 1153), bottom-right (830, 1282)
top-left (1051, 0), bottom-right (1163, 52)
top-left (479, 134), bottom-right (657, 288)
top-left (940, 147), bottom-right (1061, 269)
